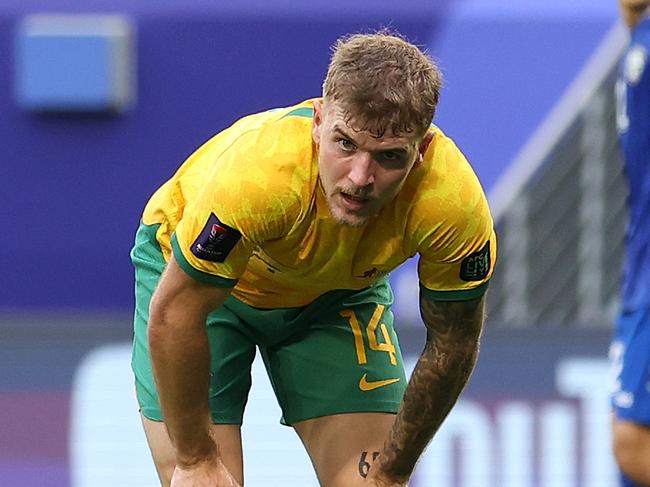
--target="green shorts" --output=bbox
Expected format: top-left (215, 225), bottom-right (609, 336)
top-left (131, 223), bottom-right (407, 425)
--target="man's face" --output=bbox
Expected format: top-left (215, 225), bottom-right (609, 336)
top-left (312, 99), bottom-right (431, 227)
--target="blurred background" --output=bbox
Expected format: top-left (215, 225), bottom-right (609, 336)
top-left (0, 0), bottom-right (628, 485)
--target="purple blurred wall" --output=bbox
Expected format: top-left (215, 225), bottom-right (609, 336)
top-left (1, 0), bottom-right (617, 310)
top-left (1, 1), bottom-right (445, 309)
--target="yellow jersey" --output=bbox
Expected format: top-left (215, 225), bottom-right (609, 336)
top-left (141, 99), bottom-right (497, 308)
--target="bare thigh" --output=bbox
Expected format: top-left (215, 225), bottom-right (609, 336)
top-left (612, 415), bottom-right (650, 485)
top-left (293, 412), bottom-right (396, 487)
top-left (140, 414), bottom-right (245, 487)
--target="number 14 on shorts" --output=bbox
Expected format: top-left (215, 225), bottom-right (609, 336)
top-left (340, 304), bottom-right (397, 365)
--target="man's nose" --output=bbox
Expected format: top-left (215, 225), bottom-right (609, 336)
top-left (348, 153), bottom-right (375, 188)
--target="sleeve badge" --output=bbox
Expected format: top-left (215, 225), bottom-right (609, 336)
top-left (190, 213), bottom-right (242, 263)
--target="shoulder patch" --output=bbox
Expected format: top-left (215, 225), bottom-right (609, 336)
top-left (191, 213), bottom-right (241, 263)
top-left (459, 241), bottom-right (491, 282)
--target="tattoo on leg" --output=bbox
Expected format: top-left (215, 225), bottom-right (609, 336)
top-left (358, 451), bottom-right (381, 478)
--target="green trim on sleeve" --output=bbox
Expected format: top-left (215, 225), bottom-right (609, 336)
top-left (420, 281), bottom-right (490, 302)
top-left (282, 107), bottom-right (314, 119)
top-left (171, 233), bottom-right (238, 288)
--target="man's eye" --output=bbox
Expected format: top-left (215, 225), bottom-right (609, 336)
top-left (380, 151), bottom-right (399, 161)
top-left (337, 138), bottom-right (356, 151)
top-left (377, 151), bottom-right (407, 165)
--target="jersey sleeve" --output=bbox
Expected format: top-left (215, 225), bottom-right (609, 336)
top-left (172, 129), bottom-right (301, 286)
top-left (415, 143), bottom-right (497, 301)
top-left (417, 221), bottom-right (497, 301)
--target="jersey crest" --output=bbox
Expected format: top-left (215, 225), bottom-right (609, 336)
top-left (624, 44), bottom-right (648, 85)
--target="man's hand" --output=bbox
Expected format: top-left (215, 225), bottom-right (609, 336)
top-left (347, 453), bottom-right (408, 487)
top-left (363, 479), bottom-right (407, 487)
top-left (346, 473), bottom-right (407, 487)
top-left (364, 469), bottom-right (408, 487)
top-left (170, 455), bottom-right (241, 487)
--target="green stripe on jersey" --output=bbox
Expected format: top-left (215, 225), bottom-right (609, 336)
top-left (171, 233), bottom-right (238, 288)
top-left (420, 281), bottom-right (489, 302)
top-left (283, 107), bottom-right (314, 119)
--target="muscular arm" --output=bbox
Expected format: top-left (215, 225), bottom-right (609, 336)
top-left (619, 0), bottom-right (650, 29)
top-left (375, 293), bottom-right (485, 484)
top-left (148, 254), bottom-right (233, 467)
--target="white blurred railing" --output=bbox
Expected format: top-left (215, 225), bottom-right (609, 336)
top-left (485, 21), bottom-right (630, 328)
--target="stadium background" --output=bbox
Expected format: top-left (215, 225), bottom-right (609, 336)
top-left (0, 0), bottom-right (625, 485)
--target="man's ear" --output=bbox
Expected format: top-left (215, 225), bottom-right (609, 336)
top-left (416, 131), bottom-right (434, 165)
top-left (312, 99), bottom-right (324, 145)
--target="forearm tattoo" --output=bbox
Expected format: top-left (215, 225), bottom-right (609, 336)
top-left (377, 295), bottom-right (485, 482)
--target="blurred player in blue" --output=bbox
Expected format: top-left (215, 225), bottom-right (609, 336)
top-left (611, 1), bottom-right (650, 485)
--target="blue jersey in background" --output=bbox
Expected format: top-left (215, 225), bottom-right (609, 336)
top-left (617, 15), bottom-right (650, 313)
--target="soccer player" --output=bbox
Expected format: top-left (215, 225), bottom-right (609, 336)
top-left (131, 31), bottom-right (496, 487)
top-left (611, 1), bottom-right (650, 486)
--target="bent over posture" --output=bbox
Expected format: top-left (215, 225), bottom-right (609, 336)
top-left (131, 31), bottom-right (497, 487)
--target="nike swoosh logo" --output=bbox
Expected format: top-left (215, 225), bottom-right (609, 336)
top-left (358, 373), bottom-right (401, 391)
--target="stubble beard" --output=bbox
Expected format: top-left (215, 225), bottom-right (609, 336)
top-left (326, 194), bottom-right (372, 228)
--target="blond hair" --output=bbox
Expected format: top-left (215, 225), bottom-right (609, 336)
top-left (323, 30), bottom-right (442, 138)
